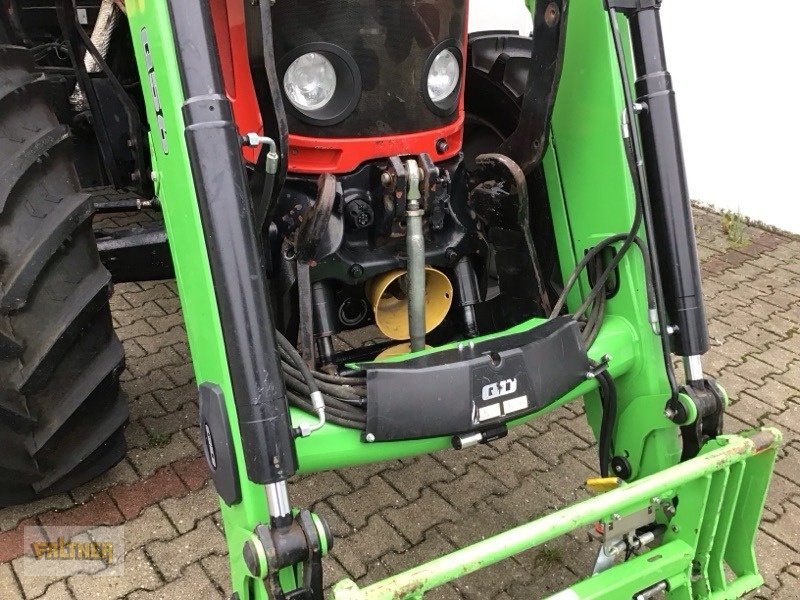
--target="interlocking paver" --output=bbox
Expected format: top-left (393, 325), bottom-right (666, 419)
top-left (198, 554), bottom-right (230, 596)
top-left (145, 518), bottom-right (226, 581)
top-left (35, 580), bottom-right (74, 600)
top-left (127, 431), bottom-right (198, 477)
top-left (329, 476), bottom-right (406, 529)
top-left (123, 505), bottom-right (179, 550)
top-left (775, 444), bottom-right (800, 485)
top-left (383, 488), bottom-right (459, 544)
top-left (1, 206), bottom-right (797, 599)
top-left (0, 562), bottom-right (20, 599)
top-left (66, 548), bottom-right (161, 600)
top-left (431, 463), bottom-right (507, 511)
top-left (331, 515), bottom-right (406, 581)
top-left (159, 484), bottom-right (219, 534)
top-left (289, 471), bottom-right (352, 508)
top-left (126, 562), bottom-right (222, 600)
top-left (383, 455), bottom-right (456, 501)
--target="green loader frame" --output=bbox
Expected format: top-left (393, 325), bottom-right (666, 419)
top-left (121, 0), bottom-right (781, 598)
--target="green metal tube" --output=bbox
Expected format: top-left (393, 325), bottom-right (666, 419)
top-left (330, 430), bottom-right (779, 600)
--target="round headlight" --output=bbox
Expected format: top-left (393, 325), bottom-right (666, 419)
top-left (283, 53), bottom-right (337, 111)
top-left (426, 49), bottom-right (460, 103)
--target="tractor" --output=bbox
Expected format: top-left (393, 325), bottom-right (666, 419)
top-left (0, 0), bottom-right (782, 598)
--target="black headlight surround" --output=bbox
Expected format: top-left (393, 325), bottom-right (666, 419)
top-left (279, 42), bottom-right (362, 126)
top-left (422, 39), bottom-right (463, 117)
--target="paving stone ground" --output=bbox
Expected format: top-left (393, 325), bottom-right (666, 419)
top-left (1, 207), bottom-right (799, 599)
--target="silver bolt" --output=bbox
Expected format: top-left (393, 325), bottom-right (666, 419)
top-left (664, 407), bottom-right (677, 420)
top-left (651, 496), bottom-right (661, 505)
top-left (586, 371), bottom-right (596, 379)
top-left (612, 513), bottom-right (621, 521)
top-left (601, 353), bottom-right (612, 363)
top-left (365, 433), bottom-right (376, 443)
top-left (381, 172), bottom-right (393, 187)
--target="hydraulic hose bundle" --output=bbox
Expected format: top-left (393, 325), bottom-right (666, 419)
top-left (277, 330), bottom-right (368, 431)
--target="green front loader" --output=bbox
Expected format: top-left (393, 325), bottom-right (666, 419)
top-left (0, 0), bottom-right (782, 598)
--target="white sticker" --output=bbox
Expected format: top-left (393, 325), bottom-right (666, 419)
top-left (478, 403), bottom-right (502, 422)
top-left (502, 395), bottom-right (529, 414)
top-left (77, 8), bottom-right (88, 25)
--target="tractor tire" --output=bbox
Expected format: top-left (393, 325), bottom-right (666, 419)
top-left (464, 31), bottom-right (534, 165)
top-left (0, 45), bottom-right (127, 507)
top-left (464, 31), bottom-right (562, 308)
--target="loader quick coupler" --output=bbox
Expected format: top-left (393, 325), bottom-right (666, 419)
top-left (243, 510), bottom-right (333, 600)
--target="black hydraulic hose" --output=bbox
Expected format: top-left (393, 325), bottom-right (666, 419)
top-left (573, 196), bottom-right (643, 319)
top-left (582, 258), bottom-right (607, 348)
top-left (596, 369), bottom-right (618, 478)
top-left (276, 330), bottom-right (367, 430)
top-left (549, 235), bottom-right (654, 321)
top-left (281, 368), bottom-right (366, 412)
top-left (280, 360), bottom-right (366, 401)
top-left (277, 351), bottom-right (367, 402)
top-left (286, 391), bottom-right (366, 429)
top-left (276, 331), bottom-right (318, 392)
top-left (310, 370), bottom-right (367, 386)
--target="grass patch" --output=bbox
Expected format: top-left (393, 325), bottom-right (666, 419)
top-left (148, 431), bottom-right (170, 448)
top-left (534, 545), bottom-right (563, 567)
top-left (721, 210), bottom-right (749, 247)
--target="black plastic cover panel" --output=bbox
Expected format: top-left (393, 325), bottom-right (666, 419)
top-left (363, 317), bottom-right (590, 441)
top-left (198, 382), bottom-right (241, 506)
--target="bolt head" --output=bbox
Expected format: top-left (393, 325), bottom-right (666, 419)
top-left (381, 171), bottom-right (393, 187)
top-left (436, 139), bottom-right (449, 154)
top-left (349, 264), bottom-right (365, 280)
top-left (365, 433), bottom-right (376, 443)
